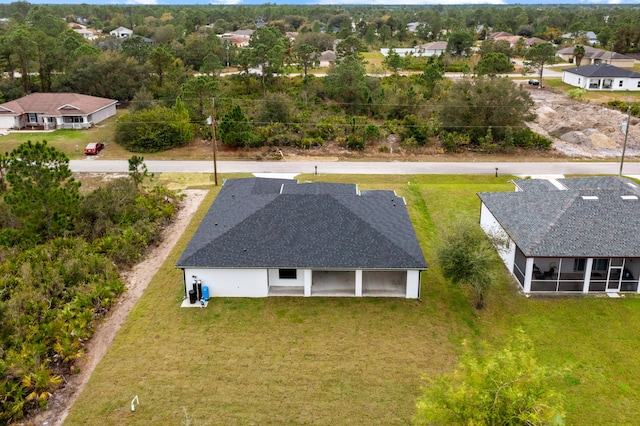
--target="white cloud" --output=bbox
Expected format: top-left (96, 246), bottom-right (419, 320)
top-left (209, 0), bottom-right (243, 4)
top-left (125, 0), bottom-right (158, 4)
top-left (318, 0), bottom-right (505, 4)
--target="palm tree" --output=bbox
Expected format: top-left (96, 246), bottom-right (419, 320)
top-left (573, 45), bottom-right (586, 68)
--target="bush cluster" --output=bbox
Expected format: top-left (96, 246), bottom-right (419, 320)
top-left (606, 100), bottom-right (640, 117)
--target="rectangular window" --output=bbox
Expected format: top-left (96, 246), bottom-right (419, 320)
top-left (578, 78), bottom-right (581, 85)
top-left (593, 259), bottom-right (609, 271)
top-left (279, 269), bottom-right (297, 279)
top-left (637, 82), bottom-right (640, 88)
top-left (619, 80), bottom-right (624, 87)
top-left (573, 258), bottom-right (586, 272)
top-left (27, 113), bottom-right (37, 123)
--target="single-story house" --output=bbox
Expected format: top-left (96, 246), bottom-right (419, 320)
top-left (73, 28), bottom-right (97, 40)
top-left (492, 35), bottom-right (521, 48)
top-left (109, 26), bottom-right (133, 38)
top-left (478, 176), bottom-right (640, 294)
top-left (0, 93), bottom-right (117, 131)
top-left (493, 35), bottom-right (546, 48)
top-left (557, 46), bottom-right (635, 68)
top-left (562, 64), bottom-right (640, 91)
top-left (318, 50), bottom-right (336, 67)
top-left (406, 22), bottom-right (421, 33)
top-left (488, 31), bottom-right (513, 40)
top-left (525, 37), bottom-right (546, 47)
top-left (218, 30), bottom-right (254, 47)
top-left (561, 31), bottom-right (598, 45)
top-left (381, 41), bottom-right (447, 58)
top-left (176, 178), bottom-right (427, 299)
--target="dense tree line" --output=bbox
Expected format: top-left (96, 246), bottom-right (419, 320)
top-left (0, 141), bottom-right (180, 421)
top-left (1, 3), bottom-right (639, 103)
top-left (0, 4), bottom-right (560, 156)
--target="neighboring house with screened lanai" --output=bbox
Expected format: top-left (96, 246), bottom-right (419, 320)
top-left (176, 178), bottom-right (427, 299)
top-left (478, 177), bottom-right (640, 294)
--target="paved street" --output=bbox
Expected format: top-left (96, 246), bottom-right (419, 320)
top-left (70, 159), bottom-right (639, 177)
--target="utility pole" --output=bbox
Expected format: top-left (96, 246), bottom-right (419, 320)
top-left (210, 98), bottom-right (218, 186)
top-left (619, 106), bottom-right (631, 177)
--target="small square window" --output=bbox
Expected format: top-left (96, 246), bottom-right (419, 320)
top-left (279, 269), bottom-right (297, 279)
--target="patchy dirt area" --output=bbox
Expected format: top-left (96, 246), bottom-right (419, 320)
top-left (524, 85), bottom-right (640, 158)
top-left (27, 190), bottom-right (207, 426)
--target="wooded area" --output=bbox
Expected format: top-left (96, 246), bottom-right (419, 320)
top-left (0, 143), bottom-right (179, 422)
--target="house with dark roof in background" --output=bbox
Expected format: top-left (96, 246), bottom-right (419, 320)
top-left (0, 93), bottom-right (117, 131)
top-left (478, 176), bottom-right (640, 294)
top-left (557, 45), bottom-right (635, 68)
top-left (562, 64), bottom-right (640, 91)
top-left (176, 178), bottom-right (427, 300)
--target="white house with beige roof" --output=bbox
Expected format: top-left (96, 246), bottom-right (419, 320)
top-left (0, 93), bottom-right (117, 131)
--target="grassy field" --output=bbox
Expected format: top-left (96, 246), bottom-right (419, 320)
top-left (65, 174), bottom-right (640, 425)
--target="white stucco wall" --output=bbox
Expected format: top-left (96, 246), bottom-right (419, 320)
top-left (268, 268), bottom-right (305, 287)
top-left (183, 267), bottom-right (422, 298)
top-left (406, 270), bottom-right (420, 298)
top-left (184, 268), bottom-right (268, 297)
top-left (479, 203), bottom-right (516, 272)
top-left (562, 72), bottom-right (583, 88)
top-left (562, 71), bottom-right (640, 91)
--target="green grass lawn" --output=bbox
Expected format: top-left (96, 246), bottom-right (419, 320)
top-left (0, 110), bottom-right (125, 160)
top-left (542, 77), bottom-right (640, 104)
top-left (64, 174), bottom-right (640, 425)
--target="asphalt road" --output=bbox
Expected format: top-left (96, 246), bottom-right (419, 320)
top-left (69, 159), bottom-right (639, 177)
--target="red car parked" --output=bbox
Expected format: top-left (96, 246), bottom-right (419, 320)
top-left (84, 142), bottom-right (105, 155)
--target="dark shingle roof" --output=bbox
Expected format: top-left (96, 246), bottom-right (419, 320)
top-left (177, 178), bottom-right (427, 270)
top-left (478, 177), bottom-right (640, 257)
top-left (557, 46), bottom-right (633, 61)
top-left (563, 64), bottom-right (640, 78)
top-left (513, 179), bottom-right (559, 192)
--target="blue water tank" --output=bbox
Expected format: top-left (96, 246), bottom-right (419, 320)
top-left (202, 285), bottom-right (210, 301)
